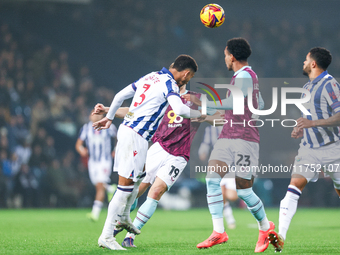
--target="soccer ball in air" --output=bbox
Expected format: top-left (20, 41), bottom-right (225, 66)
top-left (200, 3), bottom-right (225, 28)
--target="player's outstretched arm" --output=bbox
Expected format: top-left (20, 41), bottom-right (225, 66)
top-left (167, 94), bottom-right (203, 119)
top-left (92, 103), bottom-right (129, 119)
top-left (106, 85), bottom-right (135, 121)
top-left (204, 110), bottom-right (225, 125)
top-left (115, 107), bottom-right (129, 119)
top-left (297, 112), bottom-right (340, 129)
top-left (181, 93), bottom-right (202, 106)
top-left (192, 110), bottom-right (225, 125)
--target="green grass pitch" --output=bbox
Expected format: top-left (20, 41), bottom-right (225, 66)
top-left (0, 208), bottom-right (339, 254)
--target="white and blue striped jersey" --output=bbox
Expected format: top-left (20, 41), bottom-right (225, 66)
top-left (79, 122), bottom-right (117, 162)
top-left (123, 67), bottom-right (180, 141)
top-left (301, 71), bottom-right (340, 148)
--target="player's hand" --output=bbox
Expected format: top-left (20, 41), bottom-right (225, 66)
top-left (92, 117), bottom-right (112, 130)
top-left (92, 103), bottom-right (107, 115)
top-left (181, 94), bottom-right (202, 106)
top-left (291, 126), bottom-right (303, 139)
top-left (296, 117), bottom-right (315, 129)
top-left (192, 113), bottom-right (224, 124)
top-left (195, 114), bottom-right (207, 122)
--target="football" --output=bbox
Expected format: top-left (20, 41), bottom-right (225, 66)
top-left (200, 3), bottom-right (225, 28)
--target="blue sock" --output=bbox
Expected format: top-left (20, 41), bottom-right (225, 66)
top-left (133, 197), bottom-right (158, 230)
top-left (130, 198), bottom-right (139, 212)
top-left (206, 172), bottom-right (223, 219)
top-left (237, 188), bottom-right (266, 222)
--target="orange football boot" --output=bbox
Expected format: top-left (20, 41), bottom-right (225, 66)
top-left (197, 231), bottom-right (229, 249)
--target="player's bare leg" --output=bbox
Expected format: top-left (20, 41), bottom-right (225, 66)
top-left (221, 185), bottom-right (237, 229)
top-left (235, 177), bottom-right (274, 253)
top-left (137, 182), bottom-right (151, 198)
top-left (197, 160), bottom-right (229, 249)
top-left (87, 182), bottom-right (105, 221)
top-left (123, 177), bottom-right (167, 248)
top-left (270, 174), bottom-right (307, 252)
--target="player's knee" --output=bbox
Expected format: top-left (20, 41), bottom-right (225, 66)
top-left (290, 175), bottom-right (308, 191)
top-left (148, 185), bottom-right (167, 200)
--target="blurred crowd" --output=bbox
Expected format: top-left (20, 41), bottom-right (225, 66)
top-left (0, 22), bottom-right (115, 208)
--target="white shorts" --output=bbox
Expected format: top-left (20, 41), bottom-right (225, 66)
top-left (293, 140), bottom-right (340, 187)
top-left (88, 160), bottom-right (112, 185)
top-left (113, 124), bottom-right (148, 182)
top-left (209, 138), bottom-right (259, 180)
top-left (143, 142), bottom-right (187, 190)
top-left (220, 173), bottom-right (236, 191)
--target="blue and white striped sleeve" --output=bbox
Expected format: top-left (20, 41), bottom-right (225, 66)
top-left (165, 80), bottom-right (180, 98)
top-left (324, 80), bottom-right (340, 113)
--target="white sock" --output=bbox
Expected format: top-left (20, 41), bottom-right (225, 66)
top-left (279, 185), bottom-right (301, 240)
top-left (101, 185), bottom-right (134, 238)
top-left (212, 218), bottom-right (224, 233)
top-left (258, 216), bottom-right (270, 231)
top-left (91, 200), bottom-right (103, 219)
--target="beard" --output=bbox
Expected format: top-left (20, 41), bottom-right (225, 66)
top-left (302, 66), bottom-right (310, 77)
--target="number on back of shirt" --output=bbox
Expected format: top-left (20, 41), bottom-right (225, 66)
top-left (134, 84), bottom-right (151, 107)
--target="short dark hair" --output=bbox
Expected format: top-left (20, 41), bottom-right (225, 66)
top-left (226, 38), bottom-right (251, 61)
top-left (309, 47), bottom-right (332, 70)
top-left (172, 55), bottom-right (198, 72)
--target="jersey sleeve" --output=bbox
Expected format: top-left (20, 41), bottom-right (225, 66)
top-left (324, 80), bottom-right (340, 113)
top-left (78, 124), bottom-right (87, 141)
top-left (234, 70), bottom-right (253, 97)
top-left (131, 75), bottom-right (144, 91)
top-left (107, 84), bottom-right (136, 120)
top-left (165, 80), bottom-right (180, 98)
